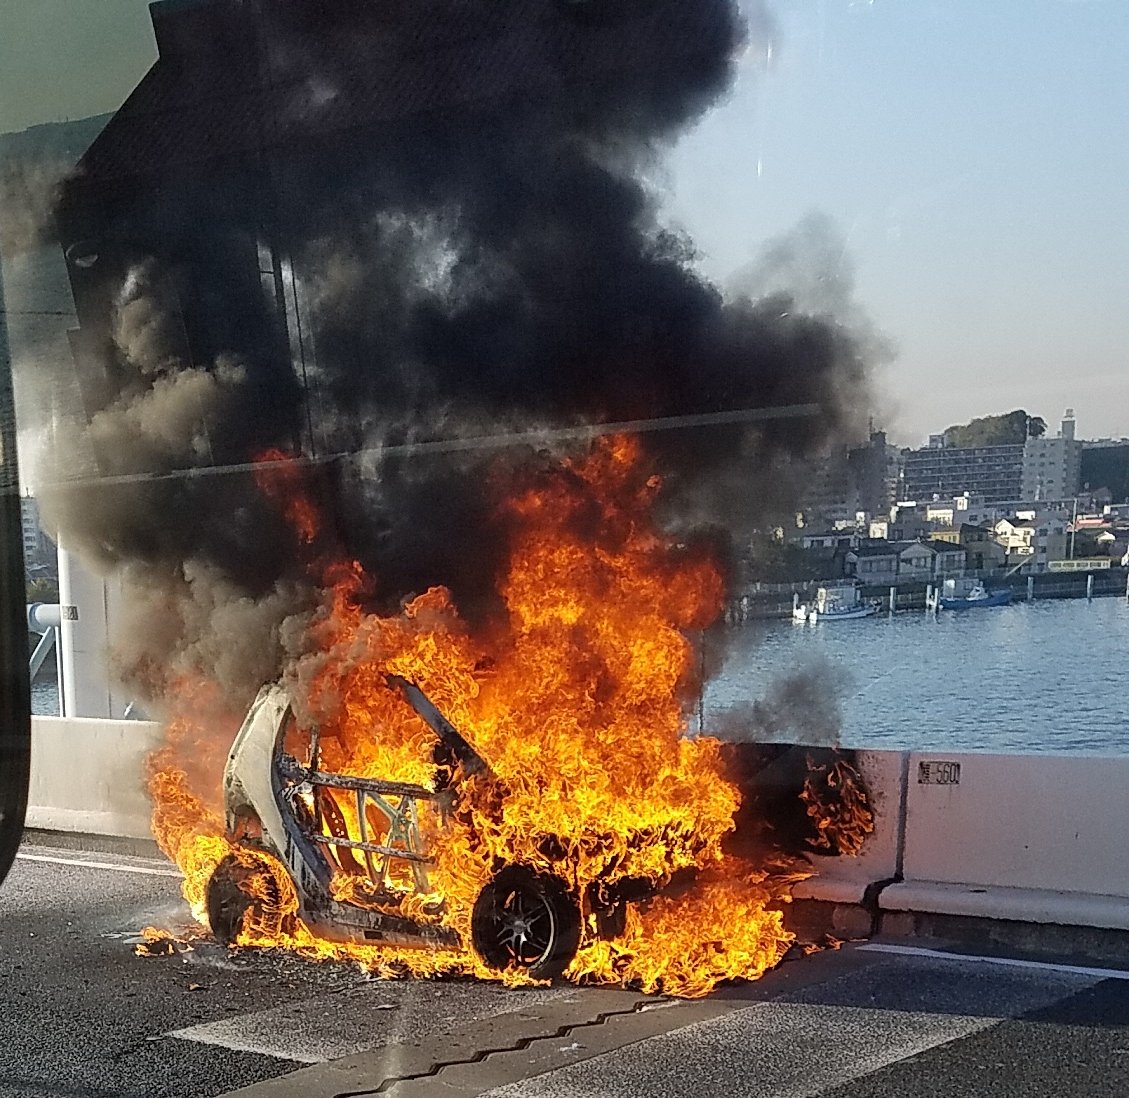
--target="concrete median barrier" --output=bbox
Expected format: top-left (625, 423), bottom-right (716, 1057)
top-left (26, 717), bottom-right (1129, 946)
top-left (791, 749), bottom-right (906, 906)
top-left (27, 716), bottom-right (162, 841)
top-left (880, 752), bottom-right (1129, 931)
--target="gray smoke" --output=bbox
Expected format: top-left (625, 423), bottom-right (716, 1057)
top-left (708, 661), bottom-right (847, 747)
top-left (0, 156), bottom-right (68, 258)
top-left (39, 0), bottom-right (877, 714)
top-left (730, 211), bottom-right (894, 402)
top-left (0, 114), bottom-right (109, 257)
top-left (108, 560), bottom-right (310, 709)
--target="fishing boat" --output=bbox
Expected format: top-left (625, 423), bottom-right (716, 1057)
top-left (793, 584), bottom-right (879, 623)
top-left (937, 578), bottom-right (1011, 611)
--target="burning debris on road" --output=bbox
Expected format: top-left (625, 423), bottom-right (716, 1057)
top-left (39, 0), bottom-right (879, 996)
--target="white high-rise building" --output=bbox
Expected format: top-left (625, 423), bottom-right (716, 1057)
top-left (1022, 410), bottom-right (1082, 502)
top-left (19, 495), bottom-right (44, 564)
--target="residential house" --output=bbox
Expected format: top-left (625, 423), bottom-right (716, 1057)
top-left (848, 538), bottom-right (966, 584)
top-left (870, 502), bottom-right (932, 542)
top-left (929, 523), bottom-right (1007, 574)
top-left (897, 541), bottom-right (936, 581)
top-left (994, 516), bottom-right (1035, 557)
top-left (848, 542), bottom-right (902, 585)
top-left (927, 539), bottom-right (968, 580)
top-left (994, 512), bottom-right (1069, 573)
top-left (800, 531), bottom-right (860, 552)
top-left (898, 539), bottom-right (967, 582)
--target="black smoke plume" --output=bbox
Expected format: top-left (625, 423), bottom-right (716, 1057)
top-left (42, 0), bottom-right (873, 709)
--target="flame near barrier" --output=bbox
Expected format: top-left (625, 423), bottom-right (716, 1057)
top-left (144, 437), bottom-right (873, 997)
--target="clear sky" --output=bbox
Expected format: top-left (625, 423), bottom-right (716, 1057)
top-left (2, 0), bottom-right (1127, 446)
top-left (0, 1), bottom-right (155, 132)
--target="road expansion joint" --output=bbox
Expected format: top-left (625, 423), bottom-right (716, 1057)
top-left (216, 989), bottom-right (736, 1098)
top-left (335, 999), bottom-right (655, 1096)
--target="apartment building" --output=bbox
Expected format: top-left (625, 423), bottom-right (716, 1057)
top-left (901, 441), bottom-right (1025, 504)
top-left (1021, 411), bottom-right (1082, 501)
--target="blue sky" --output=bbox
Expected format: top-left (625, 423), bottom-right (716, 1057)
top-left (3, 0), bottom-right (1127, 444)
top-left (666, 0), bottom-right (1129, 443)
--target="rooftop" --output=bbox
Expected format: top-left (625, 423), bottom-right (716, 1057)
top-left (851, 541), bottom-right (910, 557)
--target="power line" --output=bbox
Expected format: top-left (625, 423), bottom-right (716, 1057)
top-left (41, 402), bottom-right (822, 490)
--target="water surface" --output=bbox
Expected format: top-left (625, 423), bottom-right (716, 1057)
top-left (31, 679), bottom-right (60, 717)
top-left (705, 596), bottom-right (1129, 755)
top-left (31, 598), bottom-right (1129, 755)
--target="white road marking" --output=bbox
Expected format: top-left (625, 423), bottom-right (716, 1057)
top-left (16, 851), bottom-right (181, 878)
top-left (166, 984), bottom-right (576, 1065)
top-left (860, 942), bottom-right (1129, 981)
top-left (483, 1001), bottom-right (1005, 1098)
top-left (484, 949), bottom-right (1100, 1098)
top-left (166, 1021), bottom-right (326, 1065)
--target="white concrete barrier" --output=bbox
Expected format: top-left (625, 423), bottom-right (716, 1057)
top-left (27, 716), bottom-right (162, 840)
top-left (26, 723), bottom-right (906, 899)
top-left (792, 749), bottom-right (906, 905)
top-left (28, 719), bottom-right (1129, 938)
top-left (881, 752), bottom-right (1129, 930)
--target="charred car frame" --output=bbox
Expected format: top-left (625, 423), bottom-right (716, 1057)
top-left (207, 675), bottom-right (672, 977)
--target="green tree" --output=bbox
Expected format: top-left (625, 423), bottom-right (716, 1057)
top-left (944, 409), bottom-right (1042, 447)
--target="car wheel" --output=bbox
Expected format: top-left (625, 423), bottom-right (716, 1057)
top-left (205, 851), bottom-right (289, 946)
top-left (471, 866), bottom-right (581, 980)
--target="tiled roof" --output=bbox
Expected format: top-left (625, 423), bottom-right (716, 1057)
top-left (851, 542), bottom-right (903, 557)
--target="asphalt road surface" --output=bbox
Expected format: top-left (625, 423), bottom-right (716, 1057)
top-left (2, 839), bottom-right (1129, 1098)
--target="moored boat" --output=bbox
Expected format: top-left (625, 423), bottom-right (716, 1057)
top-left (794, 584), bottom-right (879, 623)
top-left (938, 579), bottom-right (1011, 611)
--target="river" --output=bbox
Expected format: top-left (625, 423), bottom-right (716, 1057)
top-left (31, 596), bottom-right (1129, 755)
top-left (704, 595), bottom-right (1129, 756)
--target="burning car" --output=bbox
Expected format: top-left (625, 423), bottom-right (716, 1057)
top-left (205, 673), bottom-right (706, 978)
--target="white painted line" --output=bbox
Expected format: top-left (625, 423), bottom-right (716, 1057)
top-left (167, 985), bottom-right (577, 1067)
top-left (166, 995), bottom-right (406, 1064)
top-left (483, 1001), bottom-right (1003, 1098)
top-left (16, 852), bottom-right (181, 878)
top-left (859, 942), bottom-right (1129, 981)
top-left (165, 1022), bottom-right (324, 1065)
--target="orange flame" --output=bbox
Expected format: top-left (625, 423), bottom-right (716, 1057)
top-left (800, 755), bottom-right (875, 858)
top-left (146, 436), bottom-right (866, 996)
top-left (253, 448), bottom-right (321, 544)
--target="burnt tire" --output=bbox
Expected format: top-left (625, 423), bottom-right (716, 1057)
top-left (205, 852), bottom-right (286, 947)
top-left (471, 866), bottom-right (581, 980)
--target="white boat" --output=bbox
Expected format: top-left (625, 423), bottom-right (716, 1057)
top-left (793, 584), bottom-right (878, 622)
